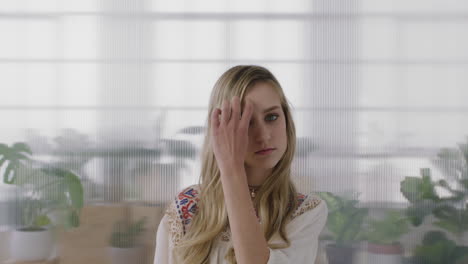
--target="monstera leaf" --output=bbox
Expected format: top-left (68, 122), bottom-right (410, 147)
top-left (0, 142), bottom-right (32, 184)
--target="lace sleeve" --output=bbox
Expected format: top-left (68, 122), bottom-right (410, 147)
top-left (165, 200), bottom-right (185, 246)
top-left (154, 204), bottom-right (181, 264)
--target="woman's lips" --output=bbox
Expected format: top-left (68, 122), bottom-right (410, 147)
top-left (255, 148), bottom-right (276, 155)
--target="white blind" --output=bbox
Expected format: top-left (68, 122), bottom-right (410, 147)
top-left (1, 0), bottom-right (467, 202)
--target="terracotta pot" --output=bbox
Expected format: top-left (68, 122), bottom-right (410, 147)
top-left (10, 227), bottom-right (54, 261)
top-left (108, 246), bottom-right (145, 264)
top-left (326, 244), bottom-right (355, 264)
top-left (367, 242), bottom-right (403, 264)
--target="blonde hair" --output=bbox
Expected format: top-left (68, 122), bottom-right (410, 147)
top-left (173, 65), bottom-right (299, 264)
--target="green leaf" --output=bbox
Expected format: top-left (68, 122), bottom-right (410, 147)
top-left (405, 203), bottom-right (434, 226)
top-left (432, 205), bottom-right (468, 235)
top-left (365, 210), bottom-right (409, 244)
top-left (67, 210), bottom-right (80, 228)
top-left (0, 142), bottom-right (32, 184)
top-left (63, 171), bottom-right (84, 209)
top-left (40, 168), bottom-right (84, 210)
top-left (0, 143), bottom-right (8, 152)
top-left (340, 208), bottom-right (367, 244)
top-left (401, 177), bottom-right (424, 203)
top-left (0, 157), bottom-right (7, 168)
top-left (34, 214), bottom-right (51, 227)
top-left (433, 205), bottom-right (458, 219)
top-left (321, 192), bottom-right (368, 246)
top-left (12, 142), bottom-right (32, 155)
top-left (421, 175), bottom-right (439, 201)
top-left (318, 192), bottom-right (343, 212)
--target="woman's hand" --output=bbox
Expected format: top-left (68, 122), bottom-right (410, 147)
top-left (210, 96), bottom-right (253, 173)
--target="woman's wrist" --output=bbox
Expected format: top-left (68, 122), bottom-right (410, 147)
top-left (219, 165), bottom-right (248, 186)
top-left (218, 162), bottom-right (244, 176)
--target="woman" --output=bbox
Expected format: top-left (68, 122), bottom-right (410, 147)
top-left (154, 65), bottom-right (328, 264)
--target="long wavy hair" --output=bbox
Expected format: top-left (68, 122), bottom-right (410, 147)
top-left (173, 65), bottom-right (299, 264)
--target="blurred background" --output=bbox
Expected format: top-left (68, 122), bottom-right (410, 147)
top-left (1, 0), bottom-right (468, 263)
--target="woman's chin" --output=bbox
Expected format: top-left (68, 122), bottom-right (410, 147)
top-left (245, 160), bottom-right (279, 170)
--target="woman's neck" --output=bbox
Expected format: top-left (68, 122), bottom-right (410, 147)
top-left (244, 165), bottom-right (272, 186)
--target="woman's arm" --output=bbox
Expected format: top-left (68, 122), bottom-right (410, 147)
top-left (220, 166), bottom-right (270, 264)
top-left (211, 96), bottom-right (269, 264)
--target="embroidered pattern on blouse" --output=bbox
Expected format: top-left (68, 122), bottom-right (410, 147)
top-left (176, 186), bottom-right (200, 235)
top-left (291, 195), bottom-right (321, 220)
top-left (167, 188), bottom-right (320, 244)
top-left (166, 200), bottom-right (184, 246)
top-left (296, 193), bottom-right (307, 208)
top-left (166, 186), bottom-right (200, 246)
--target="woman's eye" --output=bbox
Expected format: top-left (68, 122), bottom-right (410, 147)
top-left (265, 114), bottom-right (279, 122)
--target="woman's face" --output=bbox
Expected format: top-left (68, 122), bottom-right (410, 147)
top-left (242, 81), bottom-right (288, 170)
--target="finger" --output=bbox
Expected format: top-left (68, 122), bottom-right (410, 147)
top-left (231, 96), bottom-right (241, 125)
top-left (220, 99), bottom-right (231, 125)
top-left (241, 99), bottom-right (253, 128)
top-left (210, 108), bottom-right (221, 132)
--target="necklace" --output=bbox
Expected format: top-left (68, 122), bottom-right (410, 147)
top-left (248, 185), bottom-right (261, 198)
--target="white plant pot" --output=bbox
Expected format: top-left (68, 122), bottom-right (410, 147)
top-left (108, 246), bottom-right (145, 264)
top-left (9, 228), bottom-right (54, 261)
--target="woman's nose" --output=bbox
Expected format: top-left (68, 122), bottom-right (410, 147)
top-left (252, 122), bottom-right (271, 142)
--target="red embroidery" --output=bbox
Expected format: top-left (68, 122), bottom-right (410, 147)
top-left (297, 193), bottom-right (307, 208)
top-left (175, 186), bottom-right (200, 234)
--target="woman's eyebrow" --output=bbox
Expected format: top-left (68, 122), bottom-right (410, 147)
top-left (262, 105), bottom-right (281, 113)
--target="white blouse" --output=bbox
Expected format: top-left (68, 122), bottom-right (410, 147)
top-left (154, 185), bottom-right (328, 264)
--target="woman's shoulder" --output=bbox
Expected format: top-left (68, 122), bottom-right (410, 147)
top-left (162, 185), bottom-right (201, 246)
top-left (291, 192), bottom-right (327, 220)
top-left (176, 184), bottom-right (201, 204)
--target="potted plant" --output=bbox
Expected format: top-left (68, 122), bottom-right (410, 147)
top-left (431, 204), bottom-right (468, 245)
top-left (401, 167), bottom-right (468, 244)
top-left (318, 192), bottom-right (368, 264)
top-left (363, 210), bottom-right (409, 264)
top-left (0, 142), bottom-right (84, 261)
top-left (431, 138), bottom-right (468, 245)
top-left (400, 168), bottom-right (443, 227)
top-left (411, 231), bottom-right (468, 264)
top-left (108, 216), bottom-right (147, 264)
